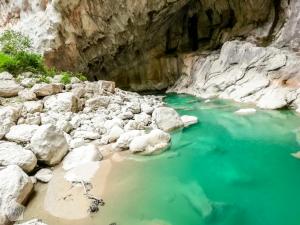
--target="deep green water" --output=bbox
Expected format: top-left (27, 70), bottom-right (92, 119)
top-left (102, 94), bottom-right (300, 225)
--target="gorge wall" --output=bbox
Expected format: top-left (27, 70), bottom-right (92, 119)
top-left (1, 0), bottom-right (298, 91)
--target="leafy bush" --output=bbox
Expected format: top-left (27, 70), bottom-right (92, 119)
top-left (0, 30), bottom-right (88, 82)
top-left (0, 30), bottom-right (31, 55)
top-left (61, 72), bottom-right (72, 84)
top-left (0, 51), bottom-right (45, 75)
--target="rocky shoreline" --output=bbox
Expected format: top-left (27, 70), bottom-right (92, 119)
top-left (0, 71), bottom-right (197, 225)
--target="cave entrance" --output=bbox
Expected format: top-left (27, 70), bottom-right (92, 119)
top-left (188, 14), bottom-right (199, 51)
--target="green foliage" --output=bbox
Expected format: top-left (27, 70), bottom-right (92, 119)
top-left (74, 72), bottom-right (88, 81)
top-left (0, 30), bottom-right (88, 82)
top-left (0, 30), bottom-right (31, 55)
top-left (60, 72), bottom-right (72, 84)
top-left (0, 51), bottom-right (45, 75)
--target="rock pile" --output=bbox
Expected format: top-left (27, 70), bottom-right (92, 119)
top-left (0, 71), bottom-right (197, 225)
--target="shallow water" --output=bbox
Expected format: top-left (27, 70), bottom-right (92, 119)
top-left (25, 94), bottom-right (300, 225)
top-left (100, 94), bottom-right (300, 225)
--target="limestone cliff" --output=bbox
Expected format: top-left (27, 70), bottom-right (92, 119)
top-left (2, 0), bottom-right (298, 91)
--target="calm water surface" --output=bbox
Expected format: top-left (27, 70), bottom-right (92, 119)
top-left (99, 94), bottom-right (300, 225)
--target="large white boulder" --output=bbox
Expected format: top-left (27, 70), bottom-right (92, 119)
top-left (181, 115), bottom-right (198, 127)
top-left (0, 141), bottom-right (37, 173)
top-left (129, 129), bottom-right (171, 155)
top-left (5, 124), bottom-right (39, 143)
top-left (30, 124), bottom-right (69, 165)
top-left (0, 80), bottom-right (22, 97)
top-left (0, 165), bottom-right (33, 225)
top-left (63, 144), bottom-right (102, 171)
top-left (44, 92), bottom-right (78, 112)
top-left (152, 107), bottom-right (183, 131)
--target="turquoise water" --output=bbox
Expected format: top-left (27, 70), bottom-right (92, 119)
top-left (102, 94), bottom-right (300, 225)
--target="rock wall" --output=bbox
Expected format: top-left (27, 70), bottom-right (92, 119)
top-left (1, 0), bottom-right (295, 91)
top-left (168, 40), bottom-right (300, 110)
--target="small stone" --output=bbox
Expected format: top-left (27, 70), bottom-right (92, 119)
top-left (35, 169), bottom-right (53, 183)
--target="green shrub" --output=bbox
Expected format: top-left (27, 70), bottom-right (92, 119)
top-left (0, 30), bottom-right (89, 81)
top-left (61, 72), bottom-right (72, 84)
top-left (0, 30), bottom-right (31, 55)
top-left (0, 51), bottom-right (45, 75)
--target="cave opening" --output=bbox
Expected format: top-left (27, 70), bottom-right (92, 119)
top-left (188, 14), bottom-right (199, 51)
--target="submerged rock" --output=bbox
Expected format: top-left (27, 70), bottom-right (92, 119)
top-left (129, 129), bottom-right (171, 155)
top-left (181, 115), bottom-right (198, 127)
top-left (234, 108), bottom-right (257, 115)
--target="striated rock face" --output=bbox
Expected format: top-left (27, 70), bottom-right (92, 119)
top-left (1, 0), bottom-right (297, 91)
top-left (168, 40), bottom-right (300, 110)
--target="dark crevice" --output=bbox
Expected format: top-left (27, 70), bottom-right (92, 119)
top-left (188, 14), bottom-right (199, 51)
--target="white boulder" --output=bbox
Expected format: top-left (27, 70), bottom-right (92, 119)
top-left (44, 92), bottom-right (78, 112)
top-left (0, 141), bottom-right (37, 173)
top-left (30, 124), bottom-right (69, 165)
top-left (18, 89), bottom-right (37, 101)
top-left (115, 130), bottom-right (145, 150)
top-left (63, 144), bottom-right (102, 171)
top-left (34, 169), bottom-right (53, 183)
top-left (23, 101), bottom-right (43, 113)
top-left (0, 71), bottom-right (13, 80)
top-left (0, 80), bottom-right (22, 97)
top-left (5, 124), bottom-right (39, 143)
top-left (107, 126), bottom-right (124, 143)
top-left (31, 83), bottom-right (63, 97)
top-left (85, 96), bottom-right (110, 109)
top-left (152, 107), bottom-right (183, 131)
top-left (0, 165), bottom-right (33, 225)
